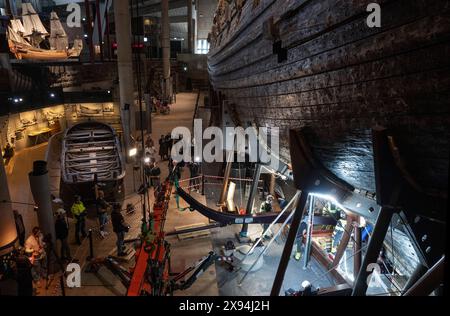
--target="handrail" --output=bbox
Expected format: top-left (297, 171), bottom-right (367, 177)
top-left (177, 186), bottom-right (291, 225)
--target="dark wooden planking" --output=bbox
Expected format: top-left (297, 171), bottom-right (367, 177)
top-left (211, 12), bottom-right (450, 83)
top-left (209, 0), bottom-right (450, 195)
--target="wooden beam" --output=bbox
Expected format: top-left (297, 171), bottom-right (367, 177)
top-left (311, 242), bottom-right (348, 285)
top-left (332, 215), bottom-right (355, 267)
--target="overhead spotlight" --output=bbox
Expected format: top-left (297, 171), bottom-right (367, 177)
top-left (107, 90), bottom-right (111, 94)
top-left (144, 157), bottom-right (150, 164)
top-left (360, 217), bottom-right (367, 227)
top-left (13, 98), bottom-right (19, 103)
top-left (302, 280), bottom-right (311, 289)
top-left (143, 37), bottom-right (148, 43)
top-left (50, 93), bottom-right (55, 98)
top-left (84, 34), bottom-right (88, 38)
top-left (129, 148), bottom-right (137, 157)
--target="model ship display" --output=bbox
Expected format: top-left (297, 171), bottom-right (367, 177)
top-left (60, 122), bottom-right (125, 207)
top-left (6, 3), bottom-right (83, 60)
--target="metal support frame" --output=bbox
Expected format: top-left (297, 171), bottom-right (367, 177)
top-left (238, 192), bottom-right (300, 286)
top-left (404, 256), bottom-right (445, 296)
top-left (402, 262), bottom-right (427, 294)
top-left (281, 128), bottom-right (379, 296)
top-left (303, 195), bottom-right (314, 269)
top-left (352, 206), bottom-right (394, 296)
top-left (353, 223), bottom-right (362, 281)
top-left (241, 163), bottom-right (262, 236)
top-left (85, 0), bottom-right (95, 63)
top-left (219, 149), bottom-right (234, 206)
top-left (95, 0), bottom-right (104, 61)
top-left (271, 191), bottom-right (309, 296)
top-left (276, 121), bottom-right (446, 296)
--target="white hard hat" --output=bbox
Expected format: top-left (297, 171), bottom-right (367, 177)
top-left (56, 208), bottom-right (66, 215)
top-left (302, 280), bottom-right (312, 289)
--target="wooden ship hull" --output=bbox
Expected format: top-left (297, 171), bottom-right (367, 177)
top-left (208, 0), bottom-right (450, 200)
top-left (60, 122), bottom-right (126, 208)
top-left (9, 40), bottom-right (70, 60)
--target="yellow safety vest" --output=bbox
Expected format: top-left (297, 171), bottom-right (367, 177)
top-left (71, 202), bottom-right (86, 216)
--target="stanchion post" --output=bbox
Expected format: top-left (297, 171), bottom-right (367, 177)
top-left (60, 275), bottom-right (66, 296)
top-left (87, 229), bottom-right (94, 260)
top-left (201, 174), bottom-right (205, 196)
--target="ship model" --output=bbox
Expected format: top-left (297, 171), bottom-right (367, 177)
top-left (208, 0), bottom-right (449, 270)
top-left (6, 3), bottom-right (83, 60)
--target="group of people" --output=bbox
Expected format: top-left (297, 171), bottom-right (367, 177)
top-left (2, 142), bottom-right (15, 164)
top-left (11, 223), bottom-right (59, 296)
top-left (159, 134), bottom-right (174, 161)
top-left (152, 98), bottom-right (171, 115)
top-left (70, 192), bottom-right (130, 257)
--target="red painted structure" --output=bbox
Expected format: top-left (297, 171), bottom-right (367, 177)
top-left (127, 181), bottom-right (172, 296)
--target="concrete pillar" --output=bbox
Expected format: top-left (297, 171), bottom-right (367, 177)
top-left (95, 0), bottom-right (104, 61)
top-left (187, 0), bottom-right (193, 54)
top-left (0, 155), bottom-right (17, 256)
top-left (161, 0), bottom-right (171, 102)
top-left (28, 161), bottom-right (56, 245)
top-left (113, 0), bottom-right (136, 153)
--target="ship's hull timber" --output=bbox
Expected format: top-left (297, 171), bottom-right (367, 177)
top-left (60, 122), bottom-right (126, 208)
top-left (208, 0), bottom-right (450, 196)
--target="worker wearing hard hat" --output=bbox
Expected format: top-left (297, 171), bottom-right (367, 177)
top-left (260, 195), bottom-right (274, 239)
